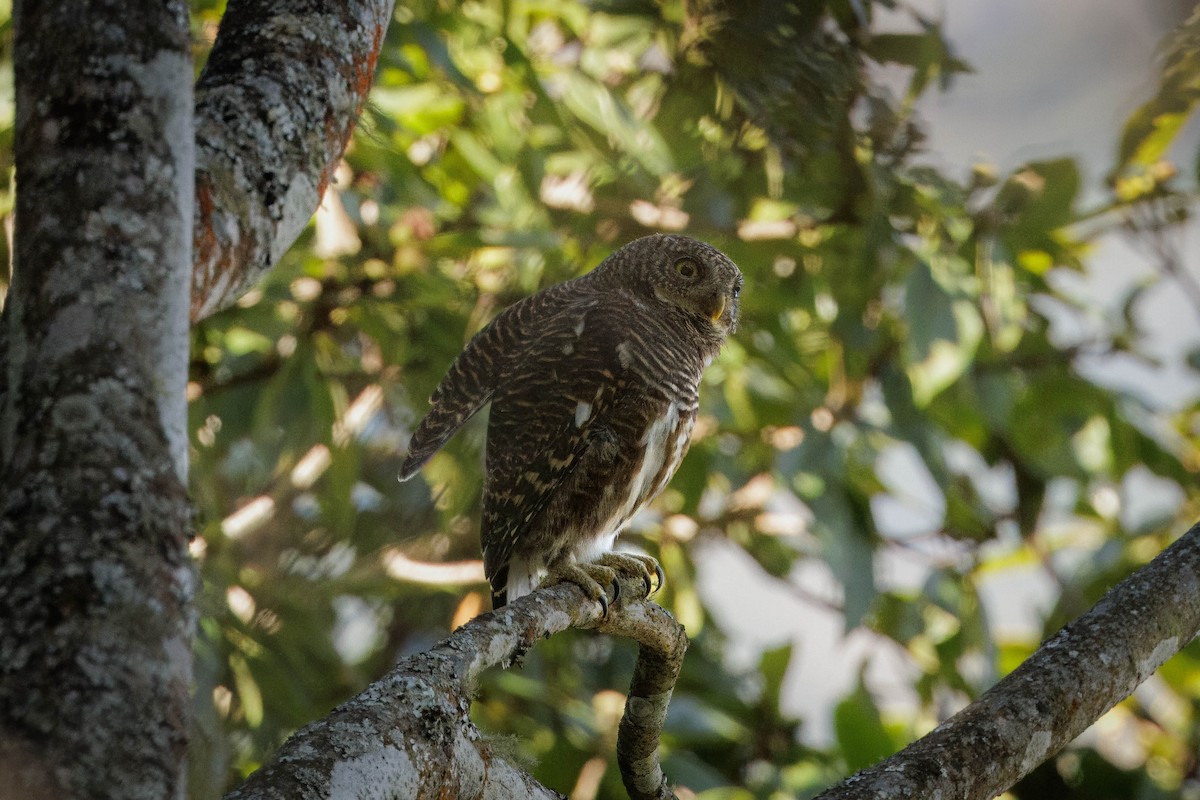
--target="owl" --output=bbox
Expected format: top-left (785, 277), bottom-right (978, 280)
top-left (399, 234), bottom-right (742, 611)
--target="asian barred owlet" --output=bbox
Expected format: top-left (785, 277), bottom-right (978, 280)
top-left (398, 234), bottom-right (742, 610)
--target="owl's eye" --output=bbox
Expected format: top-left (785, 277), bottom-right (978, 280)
top-left (675, 258), bottom-right (699, 279)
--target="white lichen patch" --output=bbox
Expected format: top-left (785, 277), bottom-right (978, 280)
top-left (1021, 730), bottom-right (1053, 775)
top-left (144, 52), bottom-right (195, 192)
top-left (328, 745), bottom-right (418, 800)
top-left (625, 692), bottom-right (671, 726)
top-left (276, 173), bottom-right (319, 257)
top-left (51, 394), bottom-right (103, 432)
top-left (452, 731), bottom-right (487, 795)
top-left (1138, 636), bottom-right (1179, 678)
top-left (542, 606), bottom-right (573, 633)
top-left (43, 304), bottom-right (98, 362)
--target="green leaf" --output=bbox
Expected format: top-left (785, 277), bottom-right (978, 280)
top-left (666, 695), bottom-right (748, 742)
top-left (370, 84), bottom-right (465, 134)
top-left (558, 72), bottom-right (675, 177)
top-left (996, 158), bottom-right (1080, 237)
top-left (693, 788), bottom-right (756, 800)
top-left (866, 31), bottom-right (972, 95)
top-left (759, 644), bottom-right (792, 714)
top-left (1187, 346), bottom-right (1200, 373)
top-left (1008, 374), bottom-right (1112, 479)
top-left (223, 327), bottom-right (273, 356)
top-left (1116, 7), bottom-right (1200, 169)
top-left (229, 653), bottom-right (264, 729)
top-left (904, 258), bottom-right (984, 406)
top-left (661, 752), bottom-right (737, 794)
top-left (833, 679), bottom-right (894, 772)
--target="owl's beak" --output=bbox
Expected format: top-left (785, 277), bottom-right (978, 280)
top-left (708, 296), bottom-right (726, 323)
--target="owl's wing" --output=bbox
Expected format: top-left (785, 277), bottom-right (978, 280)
top-left (398, 283), bottom-right (583, 481)
top-left (480, 303), bottom-right (628, 600)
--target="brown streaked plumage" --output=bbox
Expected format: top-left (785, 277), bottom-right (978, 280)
top-left (399, 234), bottom-right (742, 609)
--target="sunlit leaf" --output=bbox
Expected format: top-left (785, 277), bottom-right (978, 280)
top-left (1116, 7), bottom-right (1200, 170)
top-left (904, 258), bottom-right (984, 406)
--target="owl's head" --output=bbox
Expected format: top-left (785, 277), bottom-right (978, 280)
top-left (603, 234), bottom-right (742, 336)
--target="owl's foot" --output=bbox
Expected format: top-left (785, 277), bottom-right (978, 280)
top-left (541, 562), bottom-right (620, 616)
top-left (595, 552), bottom-right (664, 599)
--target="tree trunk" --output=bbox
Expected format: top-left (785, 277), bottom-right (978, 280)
top-left (0, 1), bottom-right (393, 798)
top-left (0, 3), bottom-right (195, 799)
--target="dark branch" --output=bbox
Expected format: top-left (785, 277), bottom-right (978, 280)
top-left (609, 601), bottom-right (689, 800)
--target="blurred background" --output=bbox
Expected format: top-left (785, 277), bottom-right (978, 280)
top-left (26, 1), bottom-right (1190, 797)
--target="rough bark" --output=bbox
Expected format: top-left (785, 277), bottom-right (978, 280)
top-left (225, 575), bottom-right (688, 800)
top-left (191, 0), bottom-right (393, 322)
top-left (0, 2), bottom-right (394, 798)
top-left (0, 3), bottom-right (195, 799)
top-left (817, 520), bottom-right (1200, 799)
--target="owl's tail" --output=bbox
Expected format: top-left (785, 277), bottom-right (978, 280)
top-left (398, 380), bottom-right (490, 481)
top-left (398, 416), bottom-right (466, 481)
top-left (488, 559), bottom-right (537, 610)
top-left (399, 285), bottom-right (574, 481)
top-left (398, 327), bottom-right (510, 481)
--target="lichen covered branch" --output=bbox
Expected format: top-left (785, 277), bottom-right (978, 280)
top-left (816, 521), bottom-right (1200, 800)
top-left (604, 599), bottom-right (688, 800)
top-left (191, 0), bottom-right (393, 321)
top-left (226, 574), bottom-right (688, 799)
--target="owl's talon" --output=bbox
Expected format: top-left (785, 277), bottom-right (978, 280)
top-left (539, 561), bottom-right (619, 617)
top-left (652, 562), bottom-right (666, 596)
top-left (596, 551), bottom-right (663, 600)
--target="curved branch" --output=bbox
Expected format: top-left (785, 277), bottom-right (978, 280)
top-left (608, 601), bottom-right (689, 799)
top-left (817, 521), bottom-right (1200, 799)
top-left (225, 575), bottom-right (688, 799)
top-left (191, 0), bottom-right (393, 322)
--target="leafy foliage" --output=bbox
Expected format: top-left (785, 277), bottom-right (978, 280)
top-left (9, 1), bottom-right (1182, 797)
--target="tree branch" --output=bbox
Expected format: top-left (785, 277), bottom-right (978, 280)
top-left (607, 600), bottom-right (689, 799)
top-left (817, 520), bottom-right (1200, 799)
top-left (225, 575), bottom-right (688, 799)
top-left (191, 0), bottom-right (393, 322)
